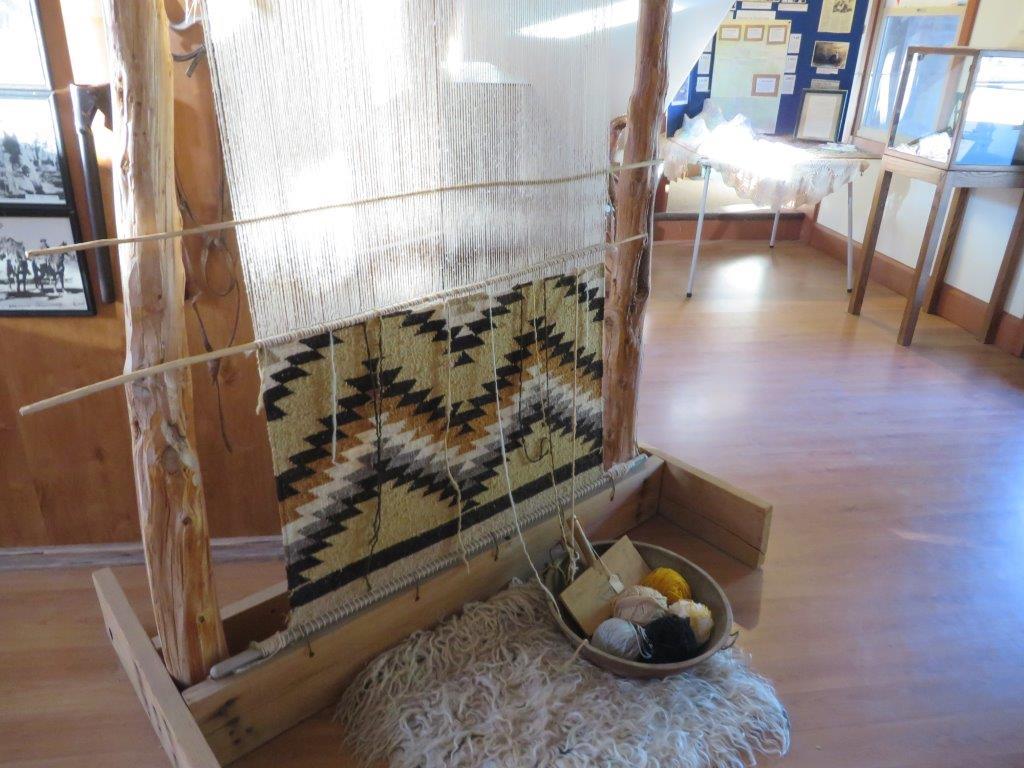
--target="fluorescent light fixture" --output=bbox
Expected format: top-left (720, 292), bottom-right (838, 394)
top-left (520, 0), bottom-right (694, 40)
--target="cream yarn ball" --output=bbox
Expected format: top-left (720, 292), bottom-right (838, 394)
top-left (666, 599), bottom-right (714, 645)
top-left (613, 584), bottom-right (668, 626)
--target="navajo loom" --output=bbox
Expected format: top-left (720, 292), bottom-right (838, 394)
top-left (18, 1), bottom-right (773, 766)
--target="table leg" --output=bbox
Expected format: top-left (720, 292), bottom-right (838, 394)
top-left (769, 208), bottom-right (781, 249)
top-left (846, 181), bottom-right (854, 293)
top-left (898, 177), bottom-right (953, 347)
top-left (686, 164), bottom-right (711, 299)
top-left (848, 169), bottom-right (893, 316)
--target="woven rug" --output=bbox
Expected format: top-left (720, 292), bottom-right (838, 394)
top-left (258, 265), bottom-right (604, 628)
top-left (337, 582), bottom-right (790, 768)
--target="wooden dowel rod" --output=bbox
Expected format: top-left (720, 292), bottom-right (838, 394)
top-left (20, 341), bottom-right (259, 417)
top-left (25, 161), bottom-right (660, 259)
top-left (20, 235), bottom-right (646, 418)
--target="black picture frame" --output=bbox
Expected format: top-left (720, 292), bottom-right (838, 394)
top-left (0, 90), bottom-right (72, 209)
top-left (0, 0), bottom-right (95, 316)
top-left (0, 210), bottom-right (95, 316)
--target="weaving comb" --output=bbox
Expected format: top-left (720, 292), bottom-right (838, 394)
top-left (559, 525), bottom-right (651, 636)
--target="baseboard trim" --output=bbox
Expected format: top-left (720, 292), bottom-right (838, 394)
top-left (655, 212), bottom-right (805, 243)
top-left (810, 223), bottom-right (1024, 357)
top-left (0, 535), bottom-right (283, 571)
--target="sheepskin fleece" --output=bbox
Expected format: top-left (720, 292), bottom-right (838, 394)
top-left (336, 582), bottom-right (789, 767)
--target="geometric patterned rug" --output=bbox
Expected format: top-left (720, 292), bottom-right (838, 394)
top-left (258, 264), bottom-right (605, 628)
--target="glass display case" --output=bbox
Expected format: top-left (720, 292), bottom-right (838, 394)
top-left (885, 47), bottom-right (1024, 170)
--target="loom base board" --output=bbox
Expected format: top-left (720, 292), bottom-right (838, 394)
top-left (93, 449), bottom-right (773, 767)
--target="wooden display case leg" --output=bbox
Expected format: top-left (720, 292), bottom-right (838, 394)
top-left (980, 192), bottom-right (1024, 344)
top-left (924, 187), bottom-right (970, 315)
top-left (898, 177), bottom-right (954, 347)
top-left (848, 169), bottom-right (893, 316)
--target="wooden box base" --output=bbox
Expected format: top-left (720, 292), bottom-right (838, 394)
top-left (94, 449), bottom-right (772, 767)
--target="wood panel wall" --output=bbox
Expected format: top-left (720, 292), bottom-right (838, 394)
top-left (0, 0), bottom-right (279, 546)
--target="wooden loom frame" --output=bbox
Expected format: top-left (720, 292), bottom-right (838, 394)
top-left (96, 451), bottom-right (772, 766)
top-left (89, 2), bottom-right (774, 766)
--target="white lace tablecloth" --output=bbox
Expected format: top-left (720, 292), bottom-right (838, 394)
top-left (660, 105), bottom-right (874, 210)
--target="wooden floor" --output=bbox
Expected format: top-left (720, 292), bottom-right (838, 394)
top-left (3, 240), bottom-right (1024, 767)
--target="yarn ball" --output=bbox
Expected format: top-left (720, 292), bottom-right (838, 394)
top-left (591, 618), bottom-right (643, 661)
top-left (640, 614), bottom-right (701, 664)
top-left (667, 599), bottom-right (714, 645)
top-left (612, 585), bottom-right (668, 626)
top-left (641, 567), bottom-right (692, 604)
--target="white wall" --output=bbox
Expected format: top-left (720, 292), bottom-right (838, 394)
top-left (607, 0), bottom-right (734, 119)
top-left (817, 0), bottom-right (1024, 318)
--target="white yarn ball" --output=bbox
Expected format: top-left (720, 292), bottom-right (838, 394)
top-left (591, 618), bottom-right (642, 660)
top-left (613, 585), bottom-right (668, 626)
top-left (667, 599), bottom-right (714, 645)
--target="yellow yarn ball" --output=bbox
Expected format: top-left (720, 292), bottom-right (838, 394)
top-left (641, 567), bottom-right (692, 604)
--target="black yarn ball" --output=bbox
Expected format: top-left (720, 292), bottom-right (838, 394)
top-left (640, 614), bottom-right (700, 664)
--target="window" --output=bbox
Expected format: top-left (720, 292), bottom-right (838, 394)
top-left (857, 5), bottom-right (964, 143)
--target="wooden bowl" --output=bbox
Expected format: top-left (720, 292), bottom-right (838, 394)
top-left (544, 540), bottom-right (734, 679)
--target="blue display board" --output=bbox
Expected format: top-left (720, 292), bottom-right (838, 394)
top-left (667, 0), bottom-right (870, 139)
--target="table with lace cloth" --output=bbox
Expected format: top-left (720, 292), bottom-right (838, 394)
top-left (663, 136), bottom-right (877, 297)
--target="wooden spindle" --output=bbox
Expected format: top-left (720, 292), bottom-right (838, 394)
top-left (101, 0), bottom-right (226, 685)
top-left (603, 0), bottom-right (671, 468)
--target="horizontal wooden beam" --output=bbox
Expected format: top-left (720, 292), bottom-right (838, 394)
top-left (0, 536), bottom-right (283, 572)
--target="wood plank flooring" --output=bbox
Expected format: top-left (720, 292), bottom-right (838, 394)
top-left (2, 241), bottom-right (1023, 767)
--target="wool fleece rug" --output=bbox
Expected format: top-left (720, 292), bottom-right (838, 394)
top-left (336, 582), bottom-right (790, 768)
top-left (258, 265), bottom-right (604, 629)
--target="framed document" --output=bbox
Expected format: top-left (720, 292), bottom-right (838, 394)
top-left (751, 74), bottom-right (781, 97)
top-left (744, 24), bottom-right (766, 42)
top-left (767, 24), bottom-right (789, 44)
top-left (795, 89), bottom-right (848, 142)
top-left (719, 24), bottom-right (742, 42)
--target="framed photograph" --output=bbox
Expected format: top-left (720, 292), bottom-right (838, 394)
top-left (751, 74), bottom-right (781, 97)
top-left (0, 91), bottom-right (68, 207)
top-left (744, 24), bottom-right (766, 42)
top-left (811, 40), bottom-right (850, 70)
top-left (767, 24), bottom-right (789, 45)
top-left (719, 24), bottom-right (742, 42)
top-left (0, 0), bottom-right (48, 88)
top-left (795, 88), bottom-right (848, 142)
top-left (0, 214), bottom-right (94, 316)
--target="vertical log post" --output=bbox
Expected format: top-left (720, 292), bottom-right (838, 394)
top-left (102, 0), bottom-right (226, 685)
top-left (603, 0), bottom-right (671, 468)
